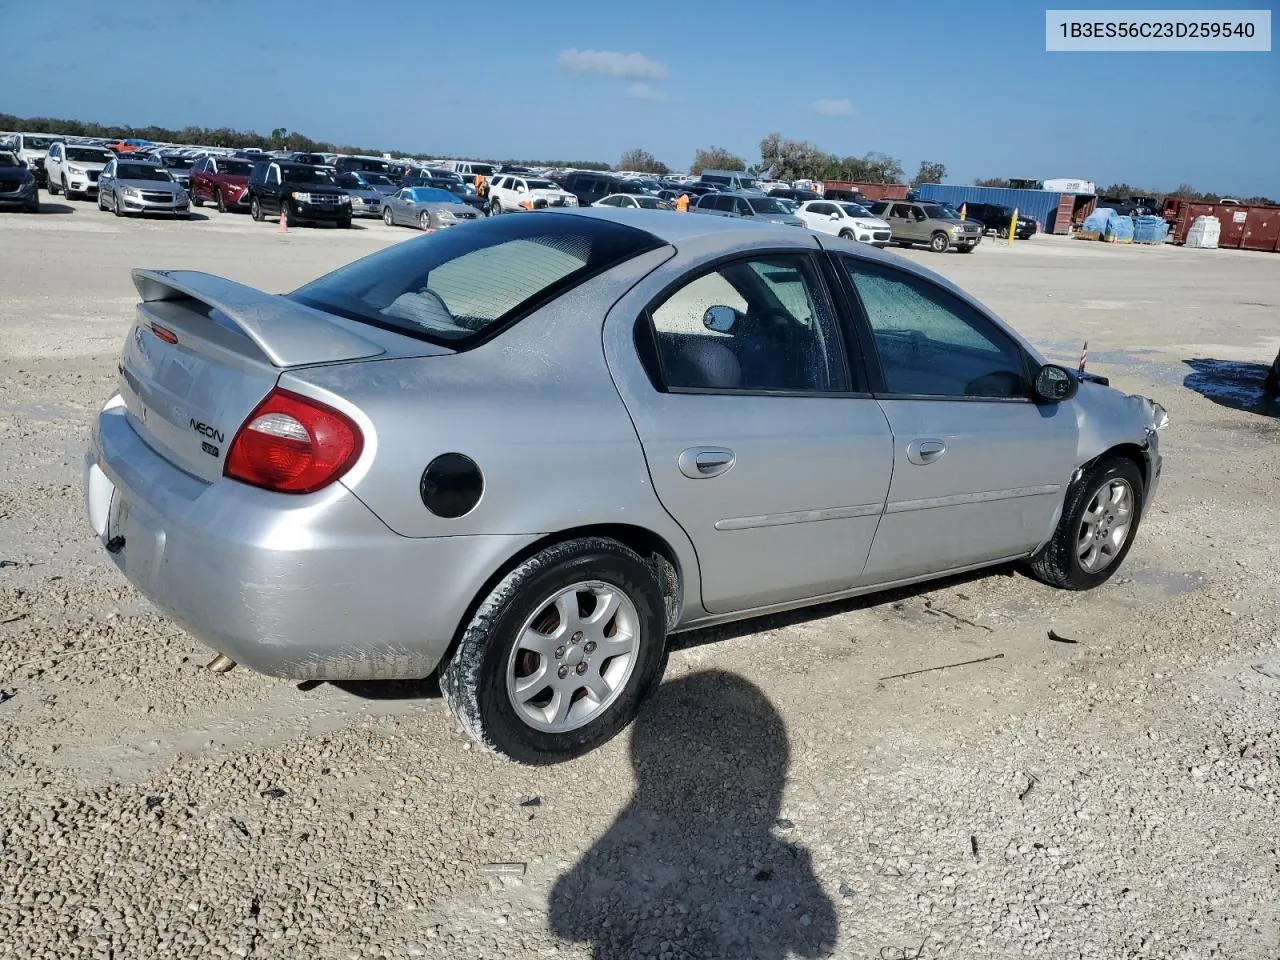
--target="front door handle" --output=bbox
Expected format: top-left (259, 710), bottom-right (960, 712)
top-left (906, 438), bottom-right (947, 465)
top-left (678, 447), bottom-right (736, 479)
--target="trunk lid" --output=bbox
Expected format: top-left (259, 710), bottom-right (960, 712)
top-left (118, 269), bottom-right (394, 484)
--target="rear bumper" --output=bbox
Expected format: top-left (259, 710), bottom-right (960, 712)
top-left (86, 398), bottom-right (537, 680)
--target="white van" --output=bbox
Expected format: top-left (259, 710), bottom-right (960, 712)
top-left (697, 169), bottom-right (763, 193)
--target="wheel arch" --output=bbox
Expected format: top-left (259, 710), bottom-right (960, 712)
top-left (1075, 441), bottom-right (1151, 492)
top-left (439, 522), bottom-right (689, 678)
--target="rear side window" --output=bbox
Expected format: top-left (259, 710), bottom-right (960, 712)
top-left (290, 215), bottom-right (665, 347)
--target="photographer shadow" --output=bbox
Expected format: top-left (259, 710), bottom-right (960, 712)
top-left (549, 670), bottom-right (837, 959)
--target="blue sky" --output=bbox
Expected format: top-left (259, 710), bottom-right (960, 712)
top-left (4, 0), bottom-right (1275, 196)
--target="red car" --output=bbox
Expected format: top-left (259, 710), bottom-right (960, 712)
top-left (189, 156), bottom-right (255, 212)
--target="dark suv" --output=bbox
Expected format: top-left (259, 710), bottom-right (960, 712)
top-left (247, 161), bottom-right (352, 227)
top-left (562, 171), bottom-right (629, 207)
top-left (962, 202), bottom-right (1037, 239)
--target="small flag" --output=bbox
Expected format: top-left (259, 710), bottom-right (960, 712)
top-left (959, 203), bottom-right (967, 221)
top-left (1079, 341), bottom-right (1088, 373)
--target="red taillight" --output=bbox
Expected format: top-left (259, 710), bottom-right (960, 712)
top-left (151, 322), bottom-right (179, 344)
top-left (224, 388), bottom-right (363, 494)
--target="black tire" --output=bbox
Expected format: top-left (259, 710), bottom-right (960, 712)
top-left (929, 232), bottom-right (949, 253)
top-left (838, 229), bottom-right (854, 240)
top-left (490, 200), bottom-right (502, 216)
top-left (383, 206), bottom-right (394, 226)
top-left (63, 176), bottom-right (77, 200)
top-left (250, 196), bottom-right (262, 222)
top-left (338, 217), bottom-right (351, 229)
top-left (283, 200), bottom-right (297, 228)
top-left (958, 244), bottom-right (975, 253)
top-left (440, 537), bottom-right (668, 765)
top-left (896, 240), bottom-right (913, 248)
top-left (25, 202), bottom-right (39, 213)
top-left (419, 211), bottom-right (431, 231)
top-left (191, 186), bottom-right (204, 207)
top-left (47, 176), bottom-right (60, 197)
top-left (97, 191), bottom-right (106, 211)
top-left (113, 191), bottom-right (125, 217)
top-left (1027, 456), bottom-right (1144, 591)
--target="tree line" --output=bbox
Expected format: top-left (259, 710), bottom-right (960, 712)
top-left (4, 113), bottom-right (1267, 203)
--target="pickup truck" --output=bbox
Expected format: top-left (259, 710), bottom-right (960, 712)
top-left (869, 200), bottom-right (983, 252)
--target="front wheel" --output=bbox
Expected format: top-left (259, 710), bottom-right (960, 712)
top-left (113, 191), bottom-right (125, 217)
top-left (1027, 456), bottom-right (1144, 590)
top-left (383, 206), bottom-right (394, 226)
top-left (192, 187), bottom-right (204, 208)
top-left (337, 217), bottom-right (351, 229)
top-left (929, 232), bottom-right (950, 253)
top-left (63, 176), bottom-right (77, 200)
top-left (250, 196), bottom-right (262, 221)
top-left (419, 211), bottom-right (431, 230)
top-left (48, 177), bottom-right (60, 197)
top-left (440, 538), bottom-right (668, 765)
top-left (838, 229), bottom-right (854, 240)
top-left (489, 200), bottom-right (502, 216)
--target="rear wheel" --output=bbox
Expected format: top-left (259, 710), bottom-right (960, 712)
top-left (1028, 456), bottom-right (1144, 590)
top-left (250, 196), bottom-right (262, 222)
top-left (490, 199), bottom-right (502, 216)
top-left (929, 232), bottom-right (949, 253)
top-left (440, 538), bottom-right (668, 765)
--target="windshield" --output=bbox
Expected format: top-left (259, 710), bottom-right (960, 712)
top-left (428, 170), bottom-right (462, 183)
top-left (469, 164), bottom-right (497, 176)
top-left (160, 156), bottom-right (195, 169)
top-left (283, 166), bottom-right (337, 185)
top-left (526, 179), bottom-right (557, 190)
top-left (220, 160), bottom-right (254, 176)
top-left (746, 197), bottom-right (790, 215)
top-left (0, 152), bottom-right (20, 168)
top-left (338, 175), bottom-right (368, 189)
top-left (67, 147), bottom-right (113, 163)
top-left (736, 177), bottom-right (761, 191)
top-left (409, 187), bottom-right (462, 204)
top-left (346, 159), bottom-right (393, 174)
top-left (840, 202), bottom-right (873, 218)
top-left (118, 164), bottom-right (174, 182)
top-left (923, 203), bottom-right (962, 219)
top-left (23, 136), bottom-right (55, 149)
top-left (290, 216), bottom-right (663, 346)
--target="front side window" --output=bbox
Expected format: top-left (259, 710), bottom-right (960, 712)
top-left (290, 215), bottom-right (663, 346)
top-left (647, 256), bottom-right (849, 394)
top-left (844, 260), bottom-right (1028, 399)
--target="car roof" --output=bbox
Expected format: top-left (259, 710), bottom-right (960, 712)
top-left (540, 207), bottom-right (815, 245)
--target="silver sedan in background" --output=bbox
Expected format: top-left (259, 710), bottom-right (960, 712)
top-left (336, 172), bottom-right (385, 218)
top-left (97, 159), bottom-right (190, 218)
top-left (381, 185), bottom-right (481, 230)
top-left (85, 210), bottom-right (1166, 765)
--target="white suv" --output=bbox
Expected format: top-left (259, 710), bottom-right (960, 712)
top-left (488, 175), bottom-right (577, 214)
top-left (44, 142), bottom-right (115, 200)
top-left (795, 199), bottom-right (892, 248)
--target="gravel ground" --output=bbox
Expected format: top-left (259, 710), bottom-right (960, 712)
top-left (1, 203), bottom-right (1278, 959)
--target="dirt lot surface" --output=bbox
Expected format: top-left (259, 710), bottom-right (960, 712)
top-left (2, 204), bottom-right (1278, 959)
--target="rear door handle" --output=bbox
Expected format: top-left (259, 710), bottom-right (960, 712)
top-left (678, 447), bottom-right (736, 479)
top-left (906, 438), bottom-right (947, 465)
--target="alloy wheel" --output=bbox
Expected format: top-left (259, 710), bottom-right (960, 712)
top-left (505, 581), bottom-right (640, 733)
top-left (1076, 478), bottom-right (1134, 573)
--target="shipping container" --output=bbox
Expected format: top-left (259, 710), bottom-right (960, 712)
top-left (914, 184), bottom-right (1090, 234)
top-left (822, 180), bottom-right (908, 201)
top-left (1171, 200), bottom-right (1280, 251)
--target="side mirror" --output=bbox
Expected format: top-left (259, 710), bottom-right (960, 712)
top-left (703, 305), bottom-right (738, 333)
top-left (829, 211), bottom-right (841, 220)
top-left (1034, 364), bottom-right (1079, 403)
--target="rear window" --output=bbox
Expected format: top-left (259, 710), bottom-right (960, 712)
top-left (289, 214), bottom-right (665, 347)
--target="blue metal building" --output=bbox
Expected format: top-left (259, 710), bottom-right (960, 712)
top-left (915, 184), bottom-right (1077, 234)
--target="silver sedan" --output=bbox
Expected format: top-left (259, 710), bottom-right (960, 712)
top-left (85, 210), bottom-right (1167, 764)
top-left (381, 185), bottom-right (480, 230)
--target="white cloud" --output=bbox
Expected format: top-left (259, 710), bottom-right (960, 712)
top-left (558, 48), bottom-right (668, 80)
top-left (626, 82), bottom-right (667, 102)
top-left (812, 98), bottom-right (855, 117)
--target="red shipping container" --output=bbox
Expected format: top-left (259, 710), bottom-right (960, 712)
top-left (1241, 206), bottom-right (1280, 252)
top-left (822, 181), bottom-right (908, 201)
